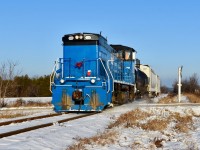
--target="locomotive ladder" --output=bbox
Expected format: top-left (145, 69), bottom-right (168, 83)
top-left (107, 60), bottom-right (114, 92)
top-left (98, 58), bottom-right (111, 93)
top-left (50, 60), bottom-right (58, 93)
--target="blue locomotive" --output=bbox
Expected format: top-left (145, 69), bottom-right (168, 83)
top-left (50, 33), bottom-right (136, 112)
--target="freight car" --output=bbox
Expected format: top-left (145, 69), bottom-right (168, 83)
top-left (137, 64), bottom-right (160, 97)
top-left (50, 33), bottom-right (136, 112)
top-left (135, 67), bottom-right (148, 97)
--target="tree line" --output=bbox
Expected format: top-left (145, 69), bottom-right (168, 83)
top-left (157, 73), bottom-right (200, 95)
top-left (172, 73), bottom-right (200, 95)
top-left (1, 61), bottom-right (200, 107)
top-left (0, 61), bottom-right (51, 107)
top-left (1, 74), bottom-right (51, 97)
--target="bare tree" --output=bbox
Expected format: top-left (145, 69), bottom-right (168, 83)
top-left (0, 61), bottom-right (20, 107)
top-left (160, 85), bottom-right (170, 93)
top-left (172, 73), bottom-right (200, 95)
top-left (188, 73), bottom-right (199, 94)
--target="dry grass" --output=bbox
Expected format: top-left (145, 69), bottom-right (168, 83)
top-left (66, 108), bottom-right (198, 149)
top-left (190, 110), bottom-right (200, 117)
top-left (184, 93), bottom-right (200, 103)
top-left (171, 112), bottom-right (193, 123)
top-left (158, 94), bottom-right (177, 104)
top-left (171, 112), bottom-right (193, 133)
top-left (131, 137), bottom-right (164, 149)
top-left (108, 107), bottom-right (194, 133)
top-left (140, 118), bottom-right (169, 131)
top-left (9, 99), bottom-right (51, 107)
top-left (153, 138), bottom-right (164, 148)
top-left (159, 93), bottom-right (200, 104)
top-left (0, 111), bottom-right (27, 118)
top-left (25, 100), bottom-right (51, 107)
top-left (67, 130), bottom-right (117, 150)
top-left (108, 108), bottom-right (194, 133)
top-left (175, 123), bottom-right (190, 133)
top-left (140, 111), bottom-right (193, 133)
top-left (108, 108), bottom-right (151, 129)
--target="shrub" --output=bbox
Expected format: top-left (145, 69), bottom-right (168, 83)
top-left (184, 93), bottom-right (200, 103)
top-left (140, 118), bottom-right (169, 131)
top-left (108, 108), bottom-right (151, 129)
top-left (67, 130), bottom-right (117, 150)
top-left (0, 111), bottom-right (28, 118)
top-left (173, 73), bottom-right (200, 94)
top-left (9, 99), bottom-right (51, 107)
top-left (158, 93), bottom-right (177, 103)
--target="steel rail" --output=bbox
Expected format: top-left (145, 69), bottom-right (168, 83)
top-left (135, 103), bottom-right (200, 107)
top-left (0, 113), bottom-right (63, 126)
top-left (0, 112), bottom-right (97, 138)
top-left (0, 106), bottom-right (53, 111)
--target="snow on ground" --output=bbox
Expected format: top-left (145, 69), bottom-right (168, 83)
top-left (0, 108), bottom-right (54, 123)
top-left (152, 94), bottom-right (190, 103)
top-left (3, 97), bottom-right (52, 104)
top-left (0, 95), bottom-right (200, 150)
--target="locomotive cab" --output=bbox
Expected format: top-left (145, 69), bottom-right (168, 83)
top-left (110, 45), bottom-right (136, 83)
top-left (113, 45), bottom-right (136, 61)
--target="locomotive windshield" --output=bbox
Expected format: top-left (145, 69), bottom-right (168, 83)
top-left (125, 51), bottom-right (131, 60)
top-left (110, 45), bottom-right (136, 61)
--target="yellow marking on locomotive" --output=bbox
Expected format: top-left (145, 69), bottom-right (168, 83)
top-left (62, 91), bottom-right (72, 110)
top-left (90, 91), bottom-right (101, 110)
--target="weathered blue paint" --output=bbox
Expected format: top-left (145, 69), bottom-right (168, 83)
top-left (51, 33), bottom-right (136, 112)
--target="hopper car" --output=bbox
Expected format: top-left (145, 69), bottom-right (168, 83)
top-left (136, 64), bottom-right (160, 97)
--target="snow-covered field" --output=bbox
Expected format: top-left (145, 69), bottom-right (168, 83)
top-left (1, 97), bottom-right (52, 108)
top-left (0, 96), bottom-right (200, 150)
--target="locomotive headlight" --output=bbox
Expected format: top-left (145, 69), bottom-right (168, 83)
top-left (68, 36), bottom-right (74, 40)
top-left (75, 35), bottom-right (79, 39)
top-left (85, 35), bottom-right (91, 40)
top-left (60, 79), bottom-right (65, 84)
top-left (90, 78), bottom-right (96, 84)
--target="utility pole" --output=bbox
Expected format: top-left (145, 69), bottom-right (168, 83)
top-left (177, 66), bottom-right (183, 102)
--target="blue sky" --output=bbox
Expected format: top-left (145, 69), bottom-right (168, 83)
top-left (0, 0), bottom-right (200, 87)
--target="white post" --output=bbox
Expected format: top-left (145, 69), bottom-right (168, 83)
top-left (177, 66), bottom-right (183, 102)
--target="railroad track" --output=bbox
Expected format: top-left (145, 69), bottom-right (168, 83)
top-left (135, 103), bottom-right (200, 107)
top-left (0, 113), bottom-right (62, 126)
top-left (0, 106), bottom-right (53, 111)
top-left (0, 112), bottom-right (97, 139)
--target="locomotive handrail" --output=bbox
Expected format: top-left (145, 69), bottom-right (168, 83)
top-left (98, 58), bottom-right (110, 93)
top-left (107, 60), bottom-right (114, 92)
top-left (49, 60), bottom-right (58, 93)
